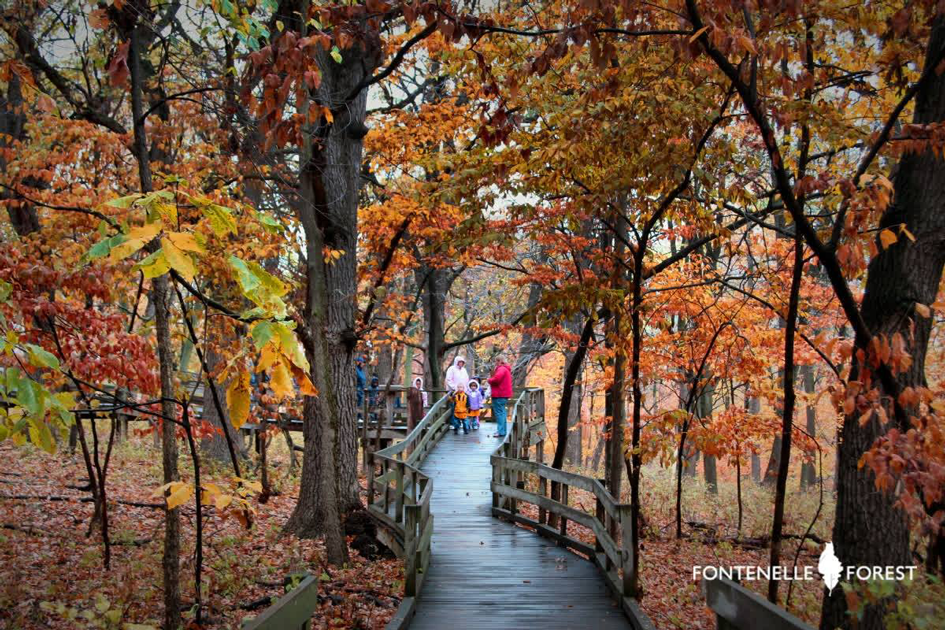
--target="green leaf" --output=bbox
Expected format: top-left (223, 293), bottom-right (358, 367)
top-left (0, 279), bottom-right (11, 303)
top-left (256, 211), bottom-right (284, 234)
top-left (85, 234), bottom-right (127, 262)
top-left (203, 204), bottom-right (238, 237)
top-left (29, 419), bottom-right (55, 454)
top-left (250, 321), bottom-right (275, 351)
top-left (135, 249), bottom-right (171, 279)
top-left (103, 194), bottom-right (142, 209)
top-left (27, 345), bottom-right (60, 370)
top-left (330, 46), bottom-right (343, 63)
top-left (15, 376), bottom-right (44, 416)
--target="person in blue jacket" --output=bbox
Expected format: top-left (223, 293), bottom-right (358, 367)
top-left (355, 356), bottom-right (367, 409)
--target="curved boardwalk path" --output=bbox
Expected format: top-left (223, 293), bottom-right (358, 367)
top-left (409, 430), bottom-right (630, 630)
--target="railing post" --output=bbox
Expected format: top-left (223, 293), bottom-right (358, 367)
top-left (404, 504), bottom-right (419, 597)
top-left (537, 442), bottom-right (546, 525)
top-left (619, 504), bottom-right (636, 598)
top-left (367, 453), bottom-right (376, 507)
top-left (595, 478), bottom-right (606, 559)
top-left (492, 458), bottom-right (501, 511)
top-left (395, 461), bottom-right (405, 522)
top-left (559, 483), bottom-right (569, 537)
top-left (382, 459), bottom-right (390, 514)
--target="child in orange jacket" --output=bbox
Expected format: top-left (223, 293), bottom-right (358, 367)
top-left (452, 388), bottom-right (470, 434)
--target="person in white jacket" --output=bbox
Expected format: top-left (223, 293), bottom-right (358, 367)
top-left (444, 356), bottom-right (469, 433)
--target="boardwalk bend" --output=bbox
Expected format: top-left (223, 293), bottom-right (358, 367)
top-left (366, 389), bottom-right (655, 630)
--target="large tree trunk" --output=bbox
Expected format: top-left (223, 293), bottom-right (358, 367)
top-left (285, 26), bottom-right (378, 561)
top-left (822, 17), bottom-right (945, 630)
top-left (0, 73), bottom-right (40, 236)
top-left (418, 265), bottom-right (449, 389)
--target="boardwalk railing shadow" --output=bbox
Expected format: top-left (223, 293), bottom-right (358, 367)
top-left (366, 391), bottom-right (453, 626)
top-left (490, 388), bottom-right (656, 630)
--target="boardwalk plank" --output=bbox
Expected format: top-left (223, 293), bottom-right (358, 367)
top-left (409, 431), bottom-right (632, 630)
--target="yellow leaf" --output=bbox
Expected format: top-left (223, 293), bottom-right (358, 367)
top-left (214, 494), bottom-right (233, 510)
top-left (257, 343), bottom-right (279, 373)
top-left (269, 359), bottom-right (293, 399)
top-left (161, 236), bottom-right (197, 281)
top-left (165, 231), bottom-right (205, 254)
top-left (109, 238), bottom-right (148, 261)
top-left (879, 228), bottom-right (897, 249)
top-left (226, 370), bottom-right (251, 429)
top-left (128, 222), bottom-right (162, 242)
top-left (166, 482), bottom-right (193, 510)
top-left (899, 225), bottom-right (916, 241)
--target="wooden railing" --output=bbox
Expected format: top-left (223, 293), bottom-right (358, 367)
top-left (703, 578), bottom-right (814, 630)
top-left (366, 390), bottom-right (452, 621)
top-left (490, 388), bottom-right (656, 630)
top-left (241, 573), bottom-right (319, 630)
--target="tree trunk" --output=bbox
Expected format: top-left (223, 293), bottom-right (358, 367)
top-left (128, 21), bottom-right (180, 630)
top-left (699, 383), bottom-right (717, 494)
top-left (799, 364), bottom-right (817, 489)
top-left (285, 23), bottom-right (379, 562)
top-left (768, 235), bottom-right (803, 604)
top-left (418, 265), bottom-right (449, 389)
top-left (512, 279), bottom-right (545, 389)
top-left (199, 346), bottom-right (246, 463)
top-left (822, 17), bottom-right (945, 630)
top-left (0, 73), bottom-right (40, 236)
top-left (747, 393), bottom-right (762, 482)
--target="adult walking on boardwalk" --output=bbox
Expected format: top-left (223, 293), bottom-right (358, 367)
top-left (488, 355), bottom-right (513, 437)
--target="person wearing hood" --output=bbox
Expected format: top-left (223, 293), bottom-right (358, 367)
top-left (445, 356), bottom-right (470, 433)
top-left (407, 376), bottom-right (426, 432)
top-left (467, 379), bottom-right (484, 430)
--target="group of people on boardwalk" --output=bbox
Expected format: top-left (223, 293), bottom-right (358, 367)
top-left (443, 355), bottom-right (513, 438)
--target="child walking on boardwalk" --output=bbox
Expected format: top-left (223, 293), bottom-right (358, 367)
top-left (467, 380), bottom-right (484, 430)
top-left (452, 387), bottom-right (470, 434)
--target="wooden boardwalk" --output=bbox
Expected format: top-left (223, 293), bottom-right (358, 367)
top-left (409, 429), bottom-right (631, 630)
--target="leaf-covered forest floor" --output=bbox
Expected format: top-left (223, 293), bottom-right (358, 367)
top-left (0, 435), bottom-right (402, 630)
top-left (2, 429), bottom-right (939, 630)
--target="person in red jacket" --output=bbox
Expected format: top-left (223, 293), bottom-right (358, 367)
top-left (487, 355), bottom-right (513, 437)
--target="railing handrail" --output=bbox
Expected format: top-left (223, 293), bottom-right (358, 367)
top-left (367, 385), bottom-right (453, 623)
top-left (489, 387), bottom-right (656, 630)
top-left (703, 577), bottom-right (814, 630)
top-left (375, 392), bottom-right (451, 461)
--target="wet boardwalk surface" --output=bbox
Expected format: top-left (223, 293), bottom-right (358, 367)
top-left (409, 429), bottom-right (630, 630)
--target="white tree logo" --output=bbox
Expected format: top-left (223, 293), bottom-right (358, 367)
top-left (818, 542), bottom-right (843, 595)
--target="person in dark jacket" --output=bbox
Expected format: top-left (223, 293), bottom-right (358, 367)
top-left (355, 356), bottom-right (366, 408)
top-left (407, 377), bottom-right (425, 432)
